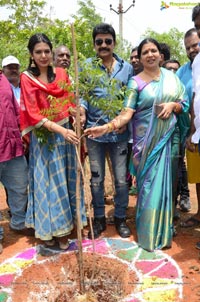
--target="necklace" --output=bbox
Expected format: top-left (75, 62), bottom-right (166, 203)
top-left (143, 69), bottom-right (161, 81)
top-left (104, 57), bottom-right (115, 74)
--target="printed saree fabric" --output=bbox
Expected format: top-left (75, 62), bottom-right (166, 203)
top-left (20, 67), bottom-right (75, 136)
top-left (125, 67), bottom-right (189, 251)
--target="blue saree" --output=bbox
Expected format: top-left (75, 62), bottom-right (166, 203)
top-left (125, 67), bottom-right (189, 251)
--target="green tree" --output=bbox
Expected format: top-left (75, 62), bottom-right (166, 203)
top-left (0, 0), bottom-right (133, 67)
top-left (0, 1), bottom-right (186, 67)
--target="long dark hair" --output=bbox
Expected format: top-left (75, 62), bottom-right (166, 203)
top-left (27, 33), bottom-right (55, 82)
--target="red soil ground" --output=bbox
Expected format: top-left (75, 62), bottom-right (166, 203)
top-left (0, 162), bottom-right (200, 301)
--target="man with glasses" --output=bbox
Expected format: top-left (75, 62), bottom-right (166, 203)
top-left (81, 23), bottom-right (133, 239)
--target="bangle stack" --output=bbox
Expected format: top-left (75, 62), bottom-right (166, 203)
top-left (106, 118), bottom-right (122, 133)
top-left (173, 103), bottom-right (182, 114)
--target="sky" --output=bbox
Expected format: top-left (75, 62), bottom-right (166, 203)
top-left (45, 0), bottom-right (195, 46)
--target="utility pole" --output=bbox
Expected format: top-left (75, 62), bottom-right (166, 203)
top-left (110, 0), bottom-right (135, 43)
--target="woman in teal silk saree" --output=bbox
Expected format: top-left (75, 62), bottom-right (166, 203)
top-left (84, 38), bottom-right (189, 251)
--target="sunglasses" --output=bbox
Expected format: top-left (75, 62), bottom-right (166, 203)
top-left (95, 38), bottom-right (113, 46)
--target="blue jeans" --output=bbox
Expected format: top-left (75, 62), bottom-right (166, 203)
top-left (0, 156), bottom-right (28, 233)
top-left (86, 138), bottom-right (129, 218)
top-left (177, 143), bottom-right (190, 199)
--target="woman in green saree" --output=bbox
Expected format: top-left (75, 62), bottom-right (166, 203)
top-left (84, 38), bottom-right (189, 251)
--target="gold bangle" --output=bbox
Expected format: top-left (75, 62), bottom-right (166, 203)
top-left (107, 122), bottom-right (114, 133)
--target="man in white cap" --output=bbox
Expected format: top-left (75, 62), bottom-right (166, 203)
top-left (0, 69), bottom-right (34, 254)
top-left (2, 55), bottom-right (20, 104)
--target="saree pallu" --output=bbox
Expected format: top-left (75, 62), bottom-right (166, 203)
top-left (125, 68), bottom-right (189, 251)
top-left (20, 68), bottom-right (75, 136)
top-left (25, 124), bottom-right (87, 240)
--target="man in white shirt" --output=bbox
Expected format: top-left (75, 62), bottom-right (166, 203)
top-left (181, 5), bottom-right (200, 243)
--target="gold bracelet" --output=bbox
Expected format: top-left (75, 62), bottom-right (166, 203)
top-left (107, 122), bottom-right (114, 133)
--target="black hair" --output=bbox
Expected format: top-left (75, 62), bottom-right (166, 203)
top-left (162, 59), bottom-right (181, 69)
top-left (92, 23), bottom-right (116, 43)
top-left (131, 46), bottom-right (138, 53)
top-left (27, 33), bottom-right (55, 83)
top-left (184, 27), bottom-right (198, 39)
top-left (159, 43), bottom-right (171, 61)
top-left (192, 4), bottom-right (200, 21)
top-left (137, 38), bottom-right (161, 59)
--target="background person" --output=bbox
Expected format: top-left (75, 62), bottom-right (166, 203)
top-left (128, 46), bottom-right (143, 195)
top-left (85, 38), bottom-right (189, 251)
top-left (162, 59), bottom-right (180, 73)
top-left (176, 28), bottom-right (200, 217)
top-left (0, 71), bottom-right (30, 254)
top-left (130, 47), bottom-right (143, 75)
top-left (2, 55), bottom-right (21, 104)
top-left (53, 45), bottom-right (71, 70)
top-left (159, 42), bottom-right (171, 66)
top-left (181, 5), bottom-right (200, 235)
top-left (20, 33), bottom-right (87, 250)
top-left (2, 55), bottom-right (22, 214)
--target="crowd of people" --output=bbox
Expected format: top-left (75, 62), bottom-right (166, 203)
top-left (0, 3), bottom-right (200, 254)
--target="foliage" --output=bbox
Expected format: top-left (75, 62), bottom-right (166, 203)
top-left (0, 0), bottom-right (188, 118)
top-left (33, 80), bottom-right (75, 148)
top-left (77, 58), bottom-right (128, 119)
top-left (142, 28), bottom-right (187, 65)
top-left (0, 0), bottom-right (133, 68)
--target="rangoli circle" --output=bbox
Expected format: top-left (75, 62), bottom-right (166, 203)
top-left (0, 238), bottom-right (183, 301)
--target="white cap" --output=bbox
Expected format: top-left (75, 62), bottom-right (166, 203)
top-left (2, 55), bottom-right (20, 67)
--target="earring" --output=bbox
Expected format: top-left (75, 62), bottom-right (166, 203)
top-left (48, 61), bottom-right (53, 67)
top-left (31, 58), bottom-right (36, 68)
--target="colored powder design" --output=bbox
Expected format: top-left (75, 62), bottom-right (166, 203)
top-left (16, 248), bottom-right (36, 260)
top-left (0, 238), bottom-right (183, 301)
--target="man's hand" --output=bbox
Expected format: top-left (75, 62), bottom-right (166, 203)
top-left (186, 134), bottom-right (196, 152)
top-left (84, 124), bottom-right (108, 138)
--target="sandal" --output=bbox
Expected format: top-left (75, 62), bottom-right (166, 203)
top-left (59, 241), bottom-right (70, 250)
top-left (44, 239), bottom-right (56, 247)
top-left (57, 236), bottom-right (70, 250)
top-left (180, 217), bottom-right (200, 228)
